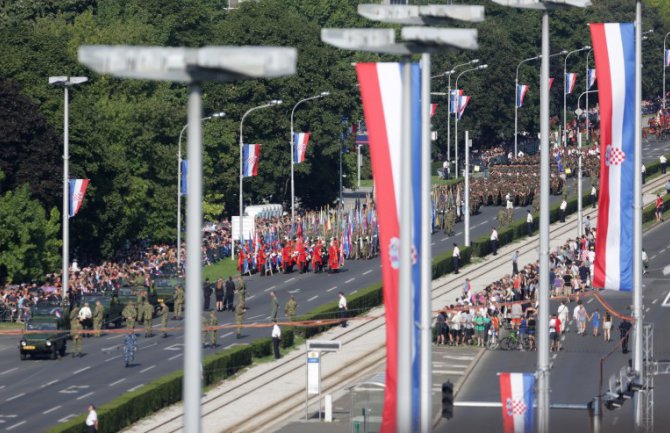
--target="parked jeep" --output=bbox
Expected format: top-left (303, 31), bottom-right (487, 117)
top-left (19, 317), bottom-right (68, 360)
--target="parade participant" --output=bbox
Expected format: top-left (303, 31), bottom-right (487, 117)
top-left (142, 300), bottom-right (154, 338)
top-left (205, 310), bottom-right (218, 348)
top-left (71, 318), bottom-right (83, 357)
top-left (237, 247), bottom-right (246, 275)
top-left (328, 238), bottom-right (340, 273)
top-left (282, 241), bottom-right (293, 273)
top-left (159, 299), bottom-right (169, 338)
top-left (312, 239), bottom-right (323, 272)
top-left (173, 285), bottom-right (184, 320)
top-left (270, 290), bottom-right (279, 321)
top-left (284, 295), bottom-right (298, 321)
top-left (257, 246), bottom-right (266, 275)
top-left (236, 276), bottom-right (247, 310)
top-left (123, 330), bottom-right (137, 367)
top-left (235, 296), bottom-right (245, 339)
top-left (297, 238), bottom-right (307, 273)
top-left (224, 276), bottom-right (235, 311)
top-left (122, 301), bottom-right (137, 331)
top-left (93, 300), bottom-right (104, 337)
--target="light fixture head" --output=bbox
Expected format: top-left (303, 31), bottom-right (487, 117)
top-left (320, 91), bottom-right (330, 97)
top-left (583, 45), bottom-right (592, 50)
top-left (271, 99), bottom-right (283, 105)
top-left (479, 64), bottom-right (488, 69)
top-left (212, 111), bottom-right (226, 118)
top-left (560, 49), bottom-right (569, 55)
top-left (470, 59), bottom-right (480, 64)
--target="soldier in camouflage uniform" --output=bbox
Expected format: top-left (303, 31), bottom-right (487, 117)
top-left (93, 300), bottom-right (104, 337)
top-left (204, 310), bottom-right (218, 348)
top-left (71, 319), bottom-right (83, 357)
top-left (284, 295), bottom-right (297, 321)
top-left (173, 285), bottom-right (184, 320)
top-left (122, 301), bottom-right (137, 331)
top-left (236, 276), bottom-right (246, 310)
top-left (122, 330), bottom-right (137, 367)
top-left (142, 300), bottom-right (154, 338)
top-left (236, 297), bottom-right (245, 339)
top-left (159, 299), bottom-right (169, 338)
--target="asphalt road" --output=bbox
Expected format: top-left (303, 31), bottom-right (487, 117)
top-left (435, 220), bottom-right (670, 433)
top-left (0, 143), bottom-right (665, 433)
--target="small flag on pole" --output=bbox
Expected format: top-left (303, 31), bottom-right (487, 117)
top-left (430, 103), bottom-right (438, 118)
top-left (457, 95), bottom-right (471, 120)
top-left (565, 72), bottom-right (578, 94)
top-left (516, 84), bottom-right (529, 108)
top-left (243, 144), bottom-right (260, 177)
top-left (69, 179), bottom-right (89, 218)
top-left (588, 68), bottom-right (597, 89)
top-left (293, 132), bottom-right (310, 164)
top-left (549, 77), bottom-right (555, 90)
top-left (665, 49), bottom-right (670, 67)
top-left (180, 160), bottom-right (188, 196)
top-left (450, 89), bottom-right (463, 114)
top-left (498, 372), bottom-right (535, 433)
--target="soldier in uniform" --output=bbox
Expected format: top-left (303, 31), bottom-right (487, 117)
top-left (235, 297), bottom-right (245, 339)
top-left (122, 301), bottom-right (137, 331)
top-left (93, 300), bottom-right (104, 337)
top-left (69, 305), bottom-right (80, 326)
top-left (270, 291), bottom-right (279, 321)
top-left (122, 330), bottom-right (137, 367)
top-left (142, 300), bottom-right (154, 338)
top-left (236, 276), bottom-right (246, 310)
top-left (173, 285), bottom-right (184, 320)
top-left (71, 318), bottom-right (83, 357)
top-left (205, 310), bottom-right (218, 348)
top-left (159, 299), bottom-right (169, 338)
top-left (284, 295), bottom-right (297, 321)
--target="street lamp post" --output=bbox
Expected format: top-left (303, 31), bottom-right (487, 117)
top-left (454, 64), bottom-right (487, 178)
top-left (290, 92), bottom-right (329, 222)
top-left (585, 49), bottom-right (593, 142)
top-left (664, 31), bottom-right (670, 110)
top-left (515, 55), bottom-right (540, 157)
top-left (576, 89), bottom-right (597, 237)
top-left (177, 112), bottom-right (225, 270)
top-left (48, 76), bottom-right (88, 301)
top-left (444, 60), bottom-right (479, 170)
top-left (78, 45), bottom-right (296, 433)
top-left (563, 46), bottom-right (591, 146)
top-left (238, 100), bottom-right (282, 257)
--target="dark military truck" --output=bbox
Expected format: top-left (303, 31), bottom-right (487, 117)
top-left (19, 317), bottom-right (68, 360)
top-left (153, 276), bottom-right (184, 311)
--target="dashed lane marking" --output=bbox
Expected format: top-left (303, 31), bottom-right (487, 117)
top-left (248, 314), bottom-right (264, 320)
top-left (40, 380), bottom-right (58, 389)
top-left (264, 286), bottom-right (276, 293)
top-left (0, 368), bottom-right (18, 376)
top-left (220, 332), bottom-right (233, 339)
top-left (441, 355), bottom-right (475, 361)
top-left (432, 242), bottom-right (436, 246)
top-left (327, 286), bottom-right (338, 292)
top-left (104, 355), bottom-right (122, 363)
top-left (286, 278), bottom-right (296, 283)
top-left (362, 270), bottom-right (372, 275)
top-left (72, 366), bottom-right (90, 375)
top-left (247, 295), bottom-right (256, 301)
top-left (433, 370), bottom-right (465, 375)
top-left (345, 278), bottom-right (355, 284)
top-left (140, 365), bottom-right (156, 373)
top-left (109, 379), bottom-right (126, 387)
top-left (76, 391), bottom-right (94, 401)
top-left (662, 290), bottom-right (670, 307)
top-left (168, 354), bottom-right (182, 361)
top-left (307, 295), bottom-right (319, 302)
top-left (351, 290), bottom-right (358, 295)
top-left (6, 421), bottom-right (26, 430)
top-left (5, 393), bottom-right (24, 402)
top-left (58, 414), bottom-right (76, 423)
top-left (441, 237), bottom-right (449, 242)
top-left (42, 405), bottom-right (61, 415)
top-left (652, 298), bottom-right (658, 304)
top-left (587, 298), bottom-right (594, 304)
top-left (128, 384), bottom-right (144, 393)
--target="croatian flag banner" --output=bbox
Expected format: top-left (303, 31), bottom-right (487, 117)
top-left (565, 72), bottom-right (578, 94)
top-left (450, 89), bottom-right (463, 114)
top-left (590, 22), bottom-right (636, 291)
top-left (457, 95), bottom-right (471, 120)
top-left (293, 132), bottom-right (310, 164)
top-left (430, 103), bottom-right (438, 118)
top-left (665, 49), bottom-right (670, 67)
top-left (499, 372), bottom-right (535, 433)
top-left (516, 84), bottom-right (529, 108)
top-left (243, 144), bottom-right (260, 177)
top-left (68, 179), bottom-right (89, 218)
top-left (356, 62), bottom-right (423, 433)
top-left (549, 77), bottom-right (555, 90)
top-left (588, 68), bottom-right (597, 89)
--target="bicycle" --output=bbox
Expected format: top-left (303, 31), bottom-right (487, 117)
top-left (486, 328), bottom-right (499, 350)
top-left (500, 329), bottom-right (532, 351)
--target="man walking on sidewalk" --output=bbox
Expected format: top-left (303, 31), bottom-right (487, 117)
top-left (271, 320), bottom-right (281, 359)
top-left (490, 228), bottom-right (499, 255)
top-left (511, 250), bottom-right (519, 275)
top-left (452, 244), bottom-right (460, 274)
top-left (338, 292), bottom-right (348, 327)
top-left (559, 198), bottom-right (567, 222)
top-left (526, 210), bottom-right (533, 236)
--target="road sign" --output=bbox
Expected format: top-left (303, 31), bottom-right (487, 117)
top-left (307, 351), bottom-right (320, 395)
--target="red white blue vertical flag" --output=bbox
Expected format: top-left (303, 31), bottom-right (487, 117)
top-left (242, 144), bottom-right (260, 177)
top-left (590, 22), bottom-right (636, 291)
top-left (516, 84), bottom-right (529, 108)
top-left (430, 103), bottom-right (437, 118)
top-left (588, 68), bottom-right (597, 89)
top-left (68, 179), bottom-right (89, 218)
top-left (665, 49), bottom-right (670, 67)
top-left (499, 373), bottom-right (535, 433)
top-left (565, 72), bottom-right (578, 94)
top-left (356, 62), bottom-right (423, 433)
top-left (549, 77), bottom-right (555, 90)
top-left (457, 95), bottom-right (471, 120)
top-left (450, 89), bottom-right (463, 114)
top-left (293, 132), bottom-right (310, 164)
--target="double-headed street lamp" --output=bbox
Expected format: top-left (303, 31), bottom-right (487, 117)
top-left (514, 54), bottom-right (540, 158)
top-left (48, 75), bottom-right (88, 300)
top-left (177, 111), bottom-right (225, 268)
top-left (238, 100), bottom-right (283, 257)
top-left (576, 89), bottom-right (597, 237)
top-left (454, 64), bottom-right (487, 178)
top-left (563, 46), bottom-right (591, 146)
top-left (78, 45), bottom-right (296, 433)
top-left (290, 92), bottom-right (329, 222)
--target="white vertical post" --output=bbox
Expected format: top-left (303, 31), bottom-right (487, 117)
top-left (420, 53), bottom-right (432, 433)
top-left (633, 1), bottom-right (645, 429)
top-left (62, 86), bottom-right (69, 300)
top-left (537, 10), bottom-right (551, 433)
top-left (397, 59), bottom-right (413, 433)
top-left (357, 145), bottom-right (361, 188)
top-left (515, 74), bottom-right (519, 158)
top-left (290, 115), bottom-right (295, 222)
top-left (578, 132), bottom-right (583, 237)
top-left (586, 50), bottom-right (592, 143)
top-left (464, 130), bottom-right (470, 247)
top-left (184, 83), bottom-right (203, 433)
top-left (455, 105), bottom-right (459, 178)
top-left (447, 77), bottom-right (452, 168)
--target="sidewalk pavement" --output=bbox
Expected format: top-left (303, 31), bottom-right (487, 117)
top-left (123, 174), bottom-right (668, 433)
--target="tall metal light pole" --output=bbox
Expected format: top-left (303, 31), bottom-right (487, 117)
top-left (576, 89), bottom-right (597, 237)
top-left (664, 31), bottom-right (670, 110)
top-left (454, 64), bottom-right (487, 178)
top-left (79, 45), bottom-right (296, 433)
top-left (563, 46), bottom-right (591, 146)
top-left (515, 55), bottom-right (540, 157)
top-left (464, 130), bottom-right (471, 246)
top-left (585, 49), bottom-right (593, 142)
top-left (48, 76), bottom-right (88, 301)
top-left (445, 60), bottom-right (479, 169)
top-left (177, 112), bottom-right (225, 269)
top-left (238, 100), bottom-right (282, 256)
top-left (290, 92), bottom-right (329, 222)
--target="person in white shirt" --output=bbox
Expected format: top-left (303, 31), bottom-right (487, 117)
top-left (590, 185), bottom-right (597, 209)
top-left (526, 210), bottom-right (534, 236)
top-left (661, 155), bottom-right (668, 174)
top-left (271, 321), bottom-right (281, 359)
top-left (559, 199), bottom-right (568, 222)
top-left (642, 249), bottom-right (649, 274)
top-left (452, 244), bottom-right (461, 274)
top-left (85, 404), bottom-right (98, 433)
top-left (338, 292), bottom-right (348, 327)
top-left (557, 301), bottom-right (569, 334)
top-left (490, 228), bottom-right (499, 255)
top-left (79, 302), bottom-right (93, 335)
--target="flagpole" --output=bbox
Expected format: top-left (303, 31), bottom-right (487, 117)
top-left (586, 49), bottom-right (593, 142)
top-left (633, 1), bottom-right (645, 429)
top-left (63, 85), bottom-right (69, 301)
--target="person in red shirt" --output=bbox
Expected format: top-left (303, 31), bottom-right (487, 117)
top-left (257, 246), bottom-right (266, 275)
top-left (296, 238), bottom-right (307, 273)
top-left (312, 240), bottom-right (323, 273)
top-left (550, 314), bottom-right (562, 352)
top-left (655, 194), bottom-right (664, 222)
top-left (237, 247), bottom-right (245, 275)
top-left (328, 238), bottom-right (340, 273)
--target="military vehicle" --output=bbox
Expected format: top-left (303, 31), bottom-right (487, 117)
top-left (19, 316), bottom-right (67, 360)
top-left (80, 293), bottom-right (125, 329)
top-left (152, 275), bottom-right (184, 311)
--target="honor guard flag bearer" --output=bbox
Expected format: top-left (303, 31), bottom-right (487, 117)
top-left (498, 372), bottom-right (535, 433)
top-left (293, 132), bottom-right (310, 163)
top-left (590, 22), bottom-right (636, 291)
top-left (68, 179), bottom-right (89, 217)
top-left (243, 144), bottom-right (260, 177)
top-left (356, 62), bottom-right (424, 433)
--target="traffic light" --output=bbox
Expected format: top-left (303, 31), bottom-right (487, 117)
top-left (442, 380), bottom-right (454, 419)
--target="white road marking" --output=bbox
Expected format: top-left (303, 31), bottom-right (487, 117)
top-left (431, 242), bottom-right (436, 246)
top-left (662, 290), bottom-right (670, 307)
top-left (288, 289), bottom-right (301, 294)
top-left (58, 414), bottom-right (76, 423)
top-left (432, 362), bottom-right (468, 369)
top-left (168, 354), bottom-right (182, 361)
top-left (0, 346), bottom-right (11, 352)
top-left (128, 384), bottom-right (144, 393)
top-left (660, 248), bottom-right (667, 253)
top-left (652, 298), bottom-right (658, 304)
top-left (220, 332), bottom-right (233, 339)
top-left (138, 342), bottom-right (157, 350)
top-left (106, 334), bottom-right (125, 340)
top-left (441, 355), bottom-right (475, 361)
top-left (286, 277), bottom-right (296, 283)
top-left (140, 365), bottom-right (156, 373)
top-left (651, 254), bottom-right (658, 260)
top-left (308, 296), bottom-right (319, 302)
top-left (42, 405), bottom-right (62, 415)
top-left (0, 368), bottom-right (18, 376)
top-left (246, 295), bottom-right (256, 301)
top-left (587, 298), bottom-right (594, 304)
top-left (72, 366), bottom-right (91, 375)
top-left (362, 270), bottom-right (373, 275)
top-left (76, 391), bottom-right (94, 400)
top-left (345, 278), bottom-right (355, 284)
top-left (327, 286), bottom-right (338, 292)
top-left (351, 290), bottom-right (358, 295)
top-left (264, 286), bottom-right (276, 293)
top-left (6, 421), bottom-right (26, 430)
top-left (248, 314), bottom-right (264, 320)
top-left (432, 370), bottom-right (465, 375)
top-left (109, 378), bottom-right (126, 387)
top-left (5, 393), bottom-right (24, 402)
top-left (40, 379), bottom-right (58, 388)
